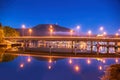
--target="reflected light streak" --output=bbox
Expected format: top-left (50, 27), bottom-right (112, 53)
top-left (69, 59), bottom-right (72, 64)
top-left (49, 58), bottom-right (52, 63)
top-left (74, 65), bottom-right (80, 72)
top-left (87, 59), bottom-right (91, 64)
top-left (48, 65), bottom-right (52, 69)
top-left (102, 59), bottom-right (106, 63)
top-left (98, 66), bottom-right (103, 70)
top-left (20, 63), bottom-right (24, 68)
top-left (115, 59), bottom-right (119, 63)
top-left (27, 57), bottom-right (31, 62)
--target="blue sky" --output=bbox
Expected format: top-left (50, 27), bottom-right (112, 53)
top-left (0, 0), bottom-right (120, 34)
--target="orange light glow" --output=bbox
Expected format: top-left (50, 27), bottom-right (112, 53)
top-left (29, 28), bottom-right (32, 32)
top-left (50, 29), bottom-right (53, 32)
top-left (49, 59), bottom-right (52, 63)
top-left (70, 30), bottom-right (73, 33)
top-left (50, 25), bottom-right (53, 28)
top-left (74, 65), bottom-right (80, 71)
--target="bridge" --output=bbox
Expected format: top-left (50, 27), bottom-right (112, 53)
top-left (4, 36), bottom-right (120, 54)
top-left (4, 36), bottom-right (120, 41)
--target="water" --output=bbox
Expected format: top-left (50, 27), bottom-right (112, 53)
top-left (0, 51), bottom-right (119, 80)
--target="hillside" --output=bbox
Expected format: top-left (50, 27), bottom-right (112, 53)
top-left (16, 24), bottom-right (71, 36)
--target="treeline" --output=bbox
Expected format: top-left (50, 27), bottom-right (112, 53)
top-left (0, 23), bottom-right (20, 43)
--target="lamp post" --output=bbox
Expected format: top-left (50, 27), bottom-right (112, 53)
top-left (22, 24), bottom-right (26, 36)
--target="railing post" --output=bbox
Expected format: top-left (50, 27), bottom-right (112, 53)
top-left (115, 42), bottom-right (118, 53)
top-left (91, 41), bottom-right (93, 53)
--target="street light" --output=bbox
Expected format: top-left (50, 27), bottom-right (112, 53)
top-left (99, 26), bottom-right (104, 31)
top-left (49, 25), bottom-right (53, 36)
top-left (70, 30), bottom-right (73, 37)
top-left (88, 30), bottom-right (92, 37)
top-left (76, 25), bottom-right (80, 36)
top-left (28, 28), bottom-right (32, 36)
top-left (115, 33), bottom-right (119, 37)
top-left (103, 32), bottom-right (107, 37)
top-left (22, 24), bottom-right (26, 36)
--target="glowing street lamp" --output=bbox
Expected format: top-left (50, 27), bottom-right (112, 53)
top-left (115, 33), bottom-right (119, 37)
top-left (22, 24), bottom-right (26, 36)
top-left (76, 25), bottom-right (80, 36)
top-left (29, 28), bottom-right (32, 36)
top-left (70, 30), bottom-right (73, 37)
top-left (49, 25), bottom-right (53, 36)
top-left (103, 32), bottom-right (107, 36)
top-left (88, 30), bottom-right (92, 37)
top-left (99, 26), bottom-right (104, 31)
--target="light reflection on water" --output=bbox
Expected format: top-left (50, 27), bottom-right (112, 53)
top-left (0, 48), bottom-right (120, 80)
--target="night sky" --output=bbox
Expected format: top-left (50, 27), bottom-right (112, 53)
top-left (0, 0), bottom-right (120, 34)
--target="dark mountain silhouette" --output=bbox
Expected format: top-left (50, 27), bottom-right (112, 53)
top-left (16, 24), bottom-right (71, 36)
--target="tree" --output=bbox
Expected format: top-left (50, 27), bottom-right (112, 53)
top-left (3, 26), bottom-right (19, 37)
top-left (0, 23), bottom-right (4, 43)
top-left (101, 64), bottom-right (120, 80)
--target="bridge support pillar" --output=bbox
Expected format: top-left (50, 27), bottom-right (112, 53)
top-left (107, 42), bottom-right (109, 54)
top-left (97, 42), bottom-right (100, 55)
top-left (71, 41), bottom-right (74, 53)
top-left (115, 42), bottom-right (118, 53)
top-left (90, 41), bottom-right (93, 53)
